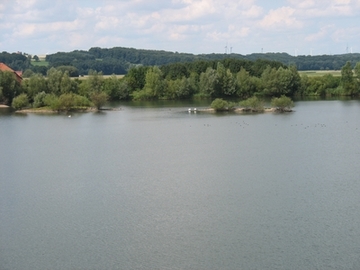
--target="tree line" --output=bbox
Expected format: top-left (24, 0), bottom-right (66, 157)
top-left (1, 59), bottom-right (360, 111)
top-left (2, 47), bottom-right (360, 76)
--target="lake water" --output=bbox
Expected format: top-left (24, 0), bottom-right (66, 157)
top-left (1, 100), bottom-right (360, 269)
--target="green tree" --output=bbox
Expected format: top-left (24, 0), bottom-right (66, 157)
top-left (87, 70), bottom-right (104, 93)
top-left (354, 62), bottom-right (360, 79)
top-left (90, 91), bottom-right (108, 110)
top-left (340, 61), bottom-right (356, 95)
top-left (125, 66), bottom-right (148, 92)
top-left (132, 66), bottom-right (164, 100)
top-left (271, 95), bottom-right (294, 112)
top-left (59, 72), bottom-right (72, 94)
top-left (165, 77), bottom-right (192, 99)
top-left (103, 75), bottom-right (129, 100)
top-left (215, 62), bottom-right (236, 96)
top-left (22, 69), bottom-right (34, 78)
top-left (33, 91), bottom-right (48, 108)
top-left (261, 66), bottom-right (301, 96)
top-left (54, 93), bottom-right (91, 111)
top-left (239, 96), bottom-right (264, 112)
top-left (56, 66), bottom-right (79, 77)
top-left (78, 70), bottom-right (104, 98)
top-left (25, 73), bottom-right (47, 101)
top-left (0, 70), bottom-right (21, 105)
top-left (235, 67), bottom-right (257, 98)
top-left (43, 94), bottom-right (60, 110)
top-left (144, 66), bottom-right (164, 98)
top-left (11, 93), bottom-right (29, 110)
top-left (261, 66), bottom-right (278, 96)
top-left (46, 67), bottom-right (63, 95)
top-left (199, 67), bottom-right (217, 97)
top-left (210, 98), bottom-right (236, 111)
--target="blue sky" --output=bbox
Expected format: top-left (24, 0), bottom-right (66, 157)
top-left (1, 0), bottom-right (359, 56)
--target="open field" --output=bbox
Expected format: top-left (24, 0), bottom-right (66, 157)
top-left (31, 60), bottom-right (49, 66)
top-left (76, 74), bottom-right (125, 80)
top-left (299, 70), bottom-right (341, 77)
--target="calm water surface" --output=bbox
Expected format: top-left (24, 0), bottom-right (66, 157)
top-left (1, 100), bottom-right (360, 269)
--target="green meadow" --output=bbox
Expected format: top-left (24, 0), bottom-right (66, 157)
top-left (31, 60), bottom-right (49, 67)
top-left (299, 70), bottom-right (342, 77)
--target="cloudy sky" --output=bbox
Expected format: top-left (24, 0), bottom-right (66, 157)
top-left (1, 0), bottom-right (359, 56)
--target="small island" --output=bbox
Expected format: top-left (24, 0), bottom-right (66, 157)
top-left (206, 95), bottom-right (294, 113)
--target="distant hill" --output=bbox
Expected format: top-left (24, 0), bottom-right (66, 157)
top-left (2, 47), bottom-right (360, 75)
top-left (44, 47), bottom-right (360, 74)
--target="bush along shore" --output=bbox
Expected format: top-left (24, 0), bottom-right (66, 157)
top-left (1, 59), bottom-right (359, 112)
top-left (207, 95), bottom-right (294, 113)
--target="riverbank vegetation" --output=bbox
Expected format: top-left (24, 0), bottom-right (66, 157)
top-left (1, 57), bottom-right (360, 111)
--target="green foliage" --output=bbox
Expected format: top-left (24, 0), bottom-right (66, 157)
top-left (341, 61), bottom-right (357, 95)
top-left (56, 66), bottom-right (79, 77)
top-left (215, 63), bottom-right (236, 96)
top-left (11, 93), bottom-right (29, 110)
top-left (0, 70), bottom-right (21, 105)
top-left (235, 68), bottom-right (261, 98)
top-left (90, 91), bottom-right (108, 110)
top-left (3, 48), bottom-right (360, 78)
top-left (87, 70), bottom-right (104, 92)
top-left (271, 95), bottom-right (294, 112)
top-left (355, 62), bottom-right (360, 79)
top-left (137, 66), bottom-right (164, 100)
top-left (125, 66), bottom-right (149, 92)
top-left (46, 93), bottom-right (92, 111)
top-left (33, 91), bottom-right (48, 108)
top-left (199, 67), bottom-right (217, 97)
top-left (43, 94), bottom-right (60, 110)
top-left (210, 98), bottom-right (236, 111)
top-left (46, 67), bottom-right (63, 95)
top-left (25, 73), bottom-right (48, 100)
top-left (164, 77), bottom-right (193, 99)
top-left (22, 69), bottom-right (34, 78)
top-left (239, 96), bottom-right (264, 112)
top-left (103, 75), bottom-right (129, 100)
top-left (77, 70), bottom-right (104, 98)
top-left (261, 65), bottom-right (301, 96)
top-left (211, 98), bottom-right (228, 111)
top-left (0, 51), bottom-right (30, 71)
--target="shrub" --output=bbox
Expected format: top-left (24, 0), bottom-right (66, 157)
top-left (11, 94), bottom-right (29, 110)
top-left (239, 96), bottom-right (264, 112)
top-left (33, 91), bottom-right (47, 108)
top-left (210, 98), bottom-right (236, 111)
top-left (271, 95), bottom-right (294, 112)
top-left (43, 94), bottom-right (60, 110)
top-left (90, 92), bottom-right (108, 110)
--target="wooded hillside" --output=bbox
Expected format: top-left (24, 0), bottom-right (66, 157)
top-left (2, 47), bottom-right (360, 75)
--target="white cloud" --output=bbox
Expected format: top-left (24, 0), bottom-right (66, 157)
top-left (258, 7), bottom-right (303, 30)
top-left (0, 0), bottom-right (359, 55)
top-left (287, 0), bottom-right (360, 17)
top-left (305, 26), bottom-right (333, 42)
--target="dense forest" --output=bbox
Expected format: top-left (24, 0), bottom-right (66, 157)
top-left (1, 47), bottom-right (360, 76)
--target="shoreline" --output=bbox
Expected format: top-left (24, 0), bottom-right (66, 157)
top-left (15, 107), bottom-right (121, 114)
top-left (197, 107), bottom-right (292, 113)
top-left (8, 106), bottom-right (291, 114)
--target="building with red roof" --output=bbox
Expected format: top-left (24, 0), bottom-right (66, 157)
top-left (0, 62), bottom-right (23, 83)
